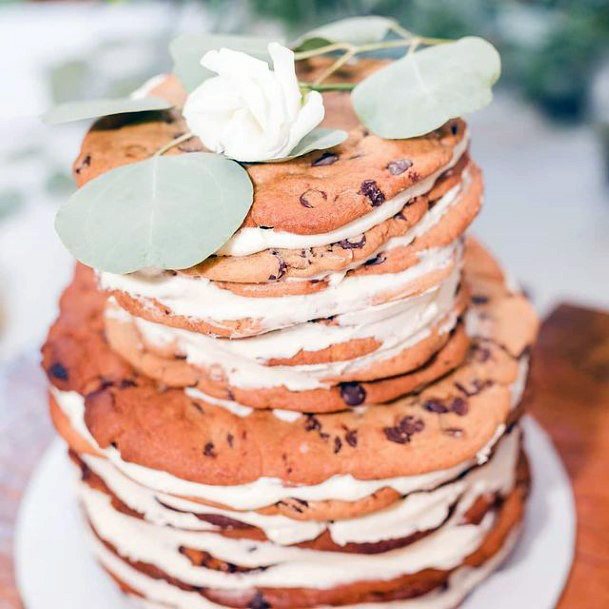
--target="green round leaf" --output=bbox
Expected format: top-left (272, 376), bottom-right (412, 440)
top-left (352, 37), bottom-right (501, 139)
top-left (55, 153), bottom-right (253, 274)
top-left (42, 96), bottom-right (172, 125)
top-left (170, 33), bottom-right (282, 92)
top-left (293, 16), bottom-right (399, 51)
top-left (266, 128), bottom-right (348, 163)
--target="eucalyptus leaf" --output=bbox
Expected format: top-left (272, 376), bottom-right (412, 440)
top-left (170, 33), bottom-right (281, 92)
top-left (352, 37), bottom-right (501, 139)
top-left (293, 16), bottom-right (399, 51)
top-left (42, 96), bottom-right (173, 125)
top-left (55, 153), bottom-right (253, 274)
top-left (267, 128), bottom-right (348, 163)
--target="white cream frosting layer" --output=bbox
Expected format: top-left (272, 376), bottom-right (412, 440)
top-left (82, 479), bottom-right (496, 589)
top-left (108, 267), bottom-right (461, 392)
top-left (51, 360), bottom-right (526, 511)
top-left (100, 241), bottom-right (462, 336)
top-left (216, 134), bottom-right (469, 257)
top-left (96, 528), bottom-right (520, 609)
top-left (80, 427), bottom-right (519, 547)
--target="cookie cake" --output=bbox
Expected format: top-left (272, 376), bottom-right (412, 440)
top-left (42, 17), bottom-right (539, 609)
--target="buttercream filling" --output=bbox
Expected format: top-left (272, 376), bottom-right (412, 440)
top-left (79, 427), bottom-right (519, 547)
top-left (99, 241), bottom-right (462, 334)
top-left (82, 481), bottom-right (497, 589)
top-left (92, 526), bottom-right (520, 609)
top-left (109, 265), bottom-right (459, 363)
top-left (106, 267), bottom-right (461, 391)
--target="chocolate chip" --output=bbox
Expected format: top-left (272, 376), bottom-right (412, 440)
top-left (203, 442), bottom-right (216, 458)
top-left (345, 429), bottom-right (358, 447)
top-left (340, 382), bottom-right (367, 406)
top-left (49, 362), bottom-right (69, 381)
top-left (338, 235), bottom-right (366, 249)
top-left (74, 154), bottom-right (91, 175)
top-left (280, 498), bottom-right (308, 514)
top-left (304, 415), bottom-right (322, 432)
top-left (299, 188), bottom-right (327, 208)
top-left (444, 427), bottom-right (464, 438)
top-left (269, 252), bottom-right (287, 281)
top-left (119, 378), bottom-right (136, 388)
top-left (227, 433), bottom-right (234, 448)
top-left (387, 159), bottom-right (413, 175)
top-left (450, 122), bottom-right (459, 136)
top-left (383, 416), bottom-right (425, 444)
top-left (333, 436), bottom-right (342, 454)
top-left (191, 401), bottom-right (204, 414)
top-left (312, 152), bottom-right (338, 166)
top-left (248, 592), bottom-right (271, 609)
top-left (472, 295), bottom-right (489, 304)
top-left (455, 379), bottom-right (492, 397)
top-left (409, 170), bottom-right (422, 182)
top-left (97, 378), bottom-right (114, 391)
top-left (473, 345), bottom-right (492, 363)
top-left (364, 254), bottom-right (385, 266)
top-left (188, 512), bottom-right (252, 529)
top-left (450, 397), bottom-right (469, 416)
top-left (424, 399), bottom-right (448, 414)
top-left (360, 180), bottom-right (385, 207)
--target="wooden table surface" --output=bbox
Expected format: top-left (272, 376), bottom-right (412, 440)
top-left (1, 303), bottom-right (608, 608)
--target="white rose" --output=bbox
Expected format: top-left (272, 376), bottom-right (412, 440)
top-left (182, 42), bottom-right (324, 163)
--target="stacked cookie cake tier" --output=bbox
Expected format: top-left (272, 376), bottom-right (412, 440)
top-left (43, 53), bottom-right (539, 609)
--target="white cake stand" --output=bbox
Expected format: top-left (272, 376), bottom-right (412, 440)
top-left (14, 416), bottom-right (575, 609)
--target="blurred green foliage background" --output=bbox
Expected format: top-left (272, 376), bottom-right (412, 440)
top-left (206, 0), bottom-right (609, 121)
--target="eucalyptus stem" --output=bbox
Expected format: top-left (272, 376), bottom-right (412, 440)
top-left (313, 48), bottom-right (356, 85)
top-left (299, 81), bottom-right (356, 92)
top-left (294, 42), bottom-right (355, 61)
top-left (389, 23), bottom-right (415, 40)
top-left (154, 132), bottom-right (194, 157)
top-left (294, 35), bottom-right (451, 88)
top-left (408, 37), bottom-right (422, 55)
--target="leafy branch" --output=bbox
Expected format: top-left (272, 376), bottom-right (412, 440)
top-left (294, 18), bottom-right (450, 93)
top-left (154, 132), bottom-right (194, 156)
